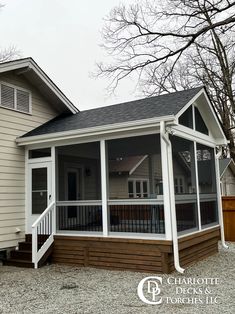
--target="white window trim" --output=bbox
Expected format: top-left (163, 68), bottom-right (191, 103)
top-left (128, 178), bottom-right (149, 198)
top-left (0, 81), bottom-right (32, 115)
top-left (174, 175), bottom-right (185, 194)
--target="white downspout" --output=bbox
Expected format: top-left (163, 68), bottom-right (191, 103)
top-left (215, 147), bottom-right (229, 249)
top-left (160, 121), bottom-right (185, 273)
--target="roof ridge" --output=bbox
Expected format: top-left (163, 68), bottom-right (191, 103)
top-left (80, 86), bottom-right (204, 113)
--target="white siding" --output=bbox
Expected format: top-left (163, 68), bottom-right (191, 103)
top-left (0, 72), bottom-right (60, 249)
top-left (221, 167), bottom-right (235, 196)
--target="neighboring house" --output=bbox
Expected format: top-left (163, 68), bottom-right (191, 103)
top-left (0, 58), bottom-right (228, 273)
top-left (219, 158), bottom-right (235, 196)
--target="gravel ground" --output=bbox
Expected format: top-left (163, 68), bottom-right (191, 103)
top-left (0, 242), bottom-right (234, 314)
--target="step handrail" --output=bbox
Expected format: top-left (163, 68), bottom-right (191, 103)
top-left (32, 201), bottom-right (56, 269)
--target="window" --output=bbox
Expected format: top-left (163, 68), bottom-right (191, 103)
top-left (179, 106), bottom-right (193, 129)
top-left (0, 82), bottom-right (31, 113)
top-left (195, 107), bottom-right (209, 135)
top-left (29, 148), bottom-right (51, 159)
top-left (179, 105), bottom-right (209, 136)
top-left (174, 176), bottom-right (185, 194)
top-left (128, 180), bottom-right (149, 198)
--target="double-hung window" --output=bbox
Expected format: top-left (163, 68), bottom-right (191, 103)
top-left (0, 82), bottom-right (31, 114)
top-left (128, 179), bottom-right (149, 198)
top-left (174, 176), bottom-right (185, 194)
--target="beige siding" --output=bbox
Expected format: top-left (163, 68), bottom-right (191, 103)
top-left (109, 154), bottom-right (163, 199)
top-left (109, 176), bottom-right (128, 199)
top-left (0, 72), bottom-right (60, 250)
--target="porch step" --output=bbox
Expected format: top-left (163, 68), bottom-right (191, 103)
top-left (2, 234), bottom-right (52, 268)
top-left (10, 250), bottom-right (31, 261)
top-left (25, 234), bottom-right (49, 243)
top-left (3, 259), bottom-right (33, 268)
top-left (18, 241), bottom-right (43, 251)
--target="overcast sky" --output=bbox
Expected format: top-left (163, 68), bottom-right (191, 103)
top-left (0, 0), bottom-right (138, 110)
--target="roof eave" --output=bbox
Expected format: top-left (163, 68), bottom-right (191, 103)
top-left (16, 115), bottom-right (177, 146)
top-left (0, 58), bottom-right (79, 114)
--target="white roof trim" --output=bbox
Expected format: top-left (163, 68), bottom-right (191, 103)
top-left (175, 88), bottom-right (227, 144)
top-left (129, 155), bottom-right (148, 175)
top-left (16, 115), bottom-right (177, 146)
top-left (0, 58), bottom-right (78, 114)
top-left (175, 88), bottom-right (204, 118)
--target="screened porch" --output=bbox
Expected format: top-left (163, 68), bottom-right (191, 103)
top-left (29, 131), bottom-right (219, 239)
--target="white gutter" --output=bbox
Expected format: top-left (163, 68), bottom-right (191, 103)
top-left (160, 121), bottom-right (185, 274)
top-left (215, 147), bottom-right (229, 249)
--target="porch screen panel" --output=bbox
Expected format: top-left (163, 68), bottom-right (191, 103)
top-left (32, 168), bottom-right (48, 214)
top-left (107, 134), bottom-right (164, 234)
top-left (57, 142), bottom-right (102, 232)
top-left (170, 136), bottom-right (198, 232)
top-left (108, 134), bottom-right (162, 200)
top-left (57, 142), bottom-right (101, 201)
top-left (196, 144), bottom-right (218, 227)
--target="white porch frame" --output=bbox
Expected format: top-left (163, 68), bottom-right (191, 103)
top-left (25, 122), bottom-right (223, 242)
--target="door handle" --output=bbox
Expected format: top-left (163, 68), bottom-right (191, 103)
top-left (49, 194), bottom-right (51, 200)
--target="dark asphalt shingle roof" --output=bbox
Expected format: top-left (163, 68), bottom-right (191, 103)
top-left (23, 86), bottom-right (203, 138)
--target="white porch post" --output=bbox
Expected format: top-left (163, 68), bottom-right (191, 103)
top-left (100, 140), bottom-right (109, 237)
top-left (160, 130), bottom-right (172, 240)
top-left (160, 121), bottom-right (184, 273)
top-left (193, 142), bottom-right (202, 231)
top-left (215, 148), bottom-right (228, 249)
top-left (25, 148), bottom-right (29, 234)
top-left (51, 146), bottom-right (56, 234)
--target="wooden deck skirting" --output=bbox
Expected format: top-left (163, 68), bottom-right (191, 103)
top-left (52, 226), bottom-right (220, 273)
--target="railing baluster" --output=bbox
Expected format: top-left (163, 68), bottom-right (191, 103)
top-left (32, 202), bottom-right (55, 269)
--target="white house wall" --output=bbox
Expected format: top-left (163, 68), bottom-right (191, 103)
top-left (221, 167), bottom-right (235, 196)
top-left (0, 72), bottom-right (60, 250)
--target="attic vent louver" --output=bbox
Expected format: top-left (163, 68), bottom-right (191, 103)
top-left (0, 82), bottom-right (31, 114)
top-left (1, 84), bottom-right (14, 109)
top-left (17, 89), bottom-right (30, 113)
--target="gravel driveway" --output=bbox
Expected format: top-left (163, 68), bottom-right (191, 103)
top-left (0, 242), bottom-right (234, 314)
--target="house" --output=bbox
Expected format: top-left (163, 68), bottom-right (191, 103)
top-left (0, 58), bottom-right (228, 273)
top-left (219, 158), bottom-right (235, 196)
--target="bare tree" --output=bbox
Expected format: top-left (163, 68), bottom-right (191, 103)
top-left (0, 3), bottom-right (21, 62)
top-left (97, 0), bottom-right (235, 158)
top-left (142, 34), bottom-right (235, 158)
top-left (0, 45), bottom-right (21, 62)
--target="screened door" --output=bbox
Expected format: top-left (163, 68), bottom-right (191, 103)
top-left (28, 162), bottom-right (52, 232)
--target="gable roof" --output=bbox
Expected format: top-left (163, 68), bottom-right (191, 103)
top-left (0, 58), bottom-right (78, 114)
top-left (219, 158), bottom-right (235, 177)
top-left (109, 155), bottom-right (147, 175)
top-left (21, 86), bottom-right (203, 138)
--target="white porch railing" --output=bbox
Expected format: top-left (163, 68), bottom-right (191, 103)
top-left (56, 201), bottom-right (102, 232)
top-left (32, 201), bottom-right (55, 269)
